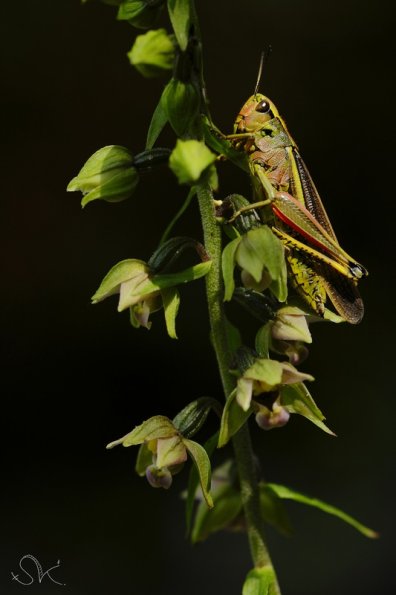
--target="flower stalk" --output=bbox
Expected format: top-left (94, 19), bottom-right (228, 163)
top-left (197, 183), bottom-right (280, 591)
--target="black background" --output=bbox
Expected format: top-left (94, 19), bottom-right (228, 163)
top-left (1, 1), bottom-right (395, 594)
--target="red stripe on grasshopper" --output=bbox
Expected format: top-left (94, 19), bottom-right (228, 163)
top-left (271, 202), bottom-right (333, 256)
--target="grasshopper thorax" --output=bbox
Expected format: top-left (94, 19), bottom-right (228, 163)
top-left (234, 93), bottom-right (279, 134)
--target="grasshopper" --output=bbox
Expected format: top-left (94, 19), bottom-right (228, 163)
top-left (223, 63), bottom-right (367, 324)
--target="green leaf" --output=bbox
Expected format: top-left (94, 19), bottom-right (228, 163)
top-left (259, 483), bottom-right (292, 535)
top-left (266, 483), bottom-right (378, 539)
top-left (224, 316), bottom-right (242, 354)
top-left (173, 397), bottom-right (220, 438)
top-left (127, 29), bottom-right (175, 78)
top-left (161, 286), bottom-right (180, 339)
top-left (185, 432), bottom-right (218, 535)
top-left (183, 438), bottom-right (213, 508)
top-left (255, 323), bottom-right (272, 358)
top-left (135, 442), bottom-right (154, 476)
top-left (167, 0), bottom-right (191, 51)
top-left (218, 388), bottom-right (252, 447)
top-left (91, 259), bottom-right (147, 303)
top-left (134, 261), bottom-right (212, 296)
top-left (236, 227), bottom-right (285, 284)
top-left (201, 115), bottom-right (249, 173)
top-left (242, 567), bottom-right (279, 595)
top-left (169, 139), bottom-right (216, 184)
top-left (280, 383), bottom-right (335, 436)
top-left (191, 485), bottom-right (242, 543)
top-left (106, 415), bottom-right (177, 449)
top-left (222, 237), bottom-right (240, 301)
top-left (146, 92), bottom-right (169, 149)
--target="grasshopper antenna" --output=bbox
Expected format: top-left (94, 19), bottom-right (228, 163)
top-left (253, 45), bottom-right (272, 97)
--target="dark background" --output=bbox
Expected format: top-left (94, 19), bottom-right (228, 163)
top-left (1, 1), bottom-right (395, 593)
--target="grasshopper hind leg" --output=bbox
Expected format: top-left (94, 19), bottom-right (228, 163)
top-left (316, 262), bottom-right (364, 324)
top-left (286, 250), bottom-right (327, 317)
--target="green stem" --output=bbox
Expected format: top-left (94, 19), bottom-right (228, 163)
top-left (197, 184), bottom-right (281, 592)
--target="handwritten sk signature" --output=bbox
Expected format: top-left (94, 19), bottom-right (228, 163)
top-left (11, 554), bottom-right (66, 586)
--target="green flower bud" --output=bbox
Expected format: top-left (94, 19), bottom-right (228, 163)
top-left (169, 139), bottom-right (216, 185)
top-left (127, 29), bottom-right (175, 77)
top-left (117, 0), bottom-right (164, 30)
top-left (67, 145), bottom-right (139, 207)
top-left (162, 79), bottom-right (200, 137)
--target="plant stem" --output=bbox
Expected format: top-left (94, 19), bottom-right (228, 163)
top-left (197, 184), bottom-right (281, 592)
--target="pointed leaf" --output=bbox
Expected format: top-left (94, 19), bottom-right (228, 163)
top-left (146, 91), bottom-right (169, 149)
top-left (131, 261), bottom-right (212, 296)
top-left (242, 567), bottom-right (279, 595)
top-left (161, 286), bottom-right (180, 339)
top-left (218, 388), bottom-right (253, 447)
top-left (167, 0), bottom-right (191, 51)
top-left (280, 383), bottom-right (335, 435)
top-left (106, 415), bottom-right (177, 449)
top-left (224, 316), bottom-right (242, 353)
top-left (201, 115), bottom-right (249, 172)
top-left (266, 483), bottom-right (378, 539)
top-left (259, 483), bottom-right (292, 535)
top-left (222, 237), bottom-right (240, 301)
top-left (255, 323), bottom-right (272, 358)
top-left (191, 486), bottom-right (242, 543)
top-left (183, 438), bottom-right (213, 508)
top-left (185, 432), bottom-right (218, 534)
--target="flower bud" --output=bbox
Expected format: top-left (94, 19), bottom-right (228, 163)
top-left (67, 145), bottom-right (139, 207)
top-left (271, 306), bottom-right (312, 343)
top-left (145, 465), bottom-right (173, 489)
top-left (127, 29), bottom-right (175, 77)
top-left (162, 79), bottom-right (200, 137)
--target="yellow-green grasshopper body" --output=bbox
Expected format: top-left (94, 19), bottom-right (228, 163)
top-left (227, 93), bottom-right (367, 323)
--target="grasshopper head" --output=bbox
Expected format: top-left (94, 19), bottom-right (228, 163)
top-left (234, 93), bottom-right (279, 134)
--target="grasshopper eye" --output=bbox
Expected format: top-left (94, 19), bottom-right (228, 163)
top-left (255, 100), bottom-right (271, 113)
